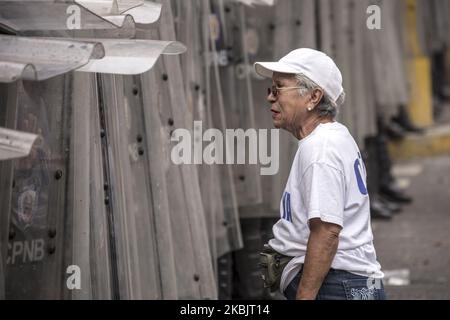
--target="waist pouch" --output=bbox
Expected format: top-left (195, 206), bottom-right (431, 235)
top-left (259, 244), bottom-right (293, 293)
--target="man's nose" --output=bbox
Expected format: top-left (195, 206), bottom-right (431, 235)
top-left (267, 91), bottom-right (276, 104)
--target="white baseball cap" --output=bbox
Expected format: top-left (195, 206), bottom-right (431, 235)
top-left (254, 48), bottom-right (344, 103)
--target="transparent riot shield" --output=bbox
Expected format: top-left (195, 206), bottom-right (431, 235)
top-left (2, 77), bottom-right (70, 299)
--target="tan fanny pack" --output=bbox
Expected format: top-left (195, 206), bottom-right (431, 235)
top-left (259, 244), bottom-right (293, 293)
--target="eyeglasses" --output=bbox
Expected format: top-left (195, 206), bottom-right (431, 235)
top-left (267, 85), bottom-right (302, 98)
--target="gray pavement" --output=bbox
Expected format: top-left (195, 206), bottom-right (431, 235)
top-left (372, 155), bottom-right (450, 299)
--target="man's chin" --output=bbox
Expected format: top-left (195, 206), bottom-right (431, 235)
top-left (272, 121), bottom-right (282, 129)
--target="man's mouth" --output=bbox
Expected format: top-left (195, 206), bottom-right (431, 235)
top-left (271, 109), bottom-right (280, 119)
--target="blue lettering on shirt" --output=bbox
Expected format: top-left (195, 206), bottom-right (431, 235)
top-left (354, 152), bottom-right (368, 195)
top-left (282, 192), bottom-right (292, 222)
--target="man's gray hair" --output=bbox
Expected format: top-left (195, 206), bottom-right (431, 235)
top-left (295, 74), bottom-right (345, 118)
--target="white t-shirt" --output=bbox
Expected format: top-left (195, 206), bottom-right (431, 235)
top-left (268, 122), bottom-right (384, 294)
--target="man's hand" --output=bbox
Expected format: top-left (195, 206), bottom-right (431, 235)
top-left (296, 218), bottom-right (342, 300)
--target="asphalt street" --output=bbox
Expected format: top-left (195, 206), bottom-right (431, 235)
top-left (372, 155), bottom-right (450, 299)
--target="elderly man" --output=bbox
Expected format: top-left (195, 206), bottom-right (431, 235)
top-left (254, 48), bottom-right (386, 300)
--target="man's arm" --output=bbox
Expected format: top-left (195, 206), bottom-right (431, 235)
top-left (296, 218), bottom-right (342, 300)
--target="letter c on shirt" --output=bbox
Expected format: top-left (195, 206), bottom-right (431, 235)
top-left (354, 158), bottom-right (368, 195)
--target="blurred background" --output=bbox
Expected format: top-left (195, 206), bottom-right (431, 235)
top-left (0, 0), bottom-right (449, 300)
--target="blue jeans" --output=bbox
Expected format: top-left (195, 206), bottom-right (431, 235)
top-left (284, 266), bottom-right (387, 300)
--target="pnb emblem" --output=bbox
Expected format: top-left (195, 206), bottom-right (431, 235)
top-left (282, 192), bottom-right (292, 222)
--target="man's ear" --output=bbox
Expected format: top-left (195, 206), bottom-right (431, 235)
top-left (310, 88), bottom-right (324, 107)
